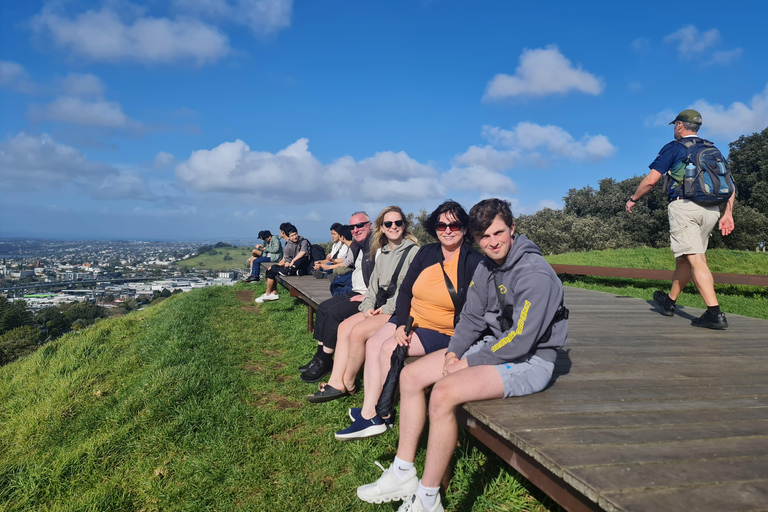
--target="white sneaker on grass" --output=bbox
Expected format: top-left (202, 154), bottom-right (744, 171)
top-left (397, 493), bottom-right (444, 512)
top-left (357, 462), bottom-right (418, 504)
top-left (255, 293), bottom-right (279, 303)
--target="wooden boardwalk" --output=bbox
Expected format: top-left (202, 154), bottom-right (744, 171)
top-left (460, 286), bottom-right (768, 512)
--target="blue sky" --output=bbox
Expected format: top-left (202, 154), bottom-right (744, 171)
top-left (1, 0), bottom-right (767, 242)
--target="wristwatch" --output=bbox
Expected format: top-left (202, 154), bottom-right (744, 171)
top-left (628, 196), bottom-right (637, 203)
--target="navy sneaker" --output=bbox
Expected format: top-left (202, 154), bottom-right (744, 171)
top-left (653, 291), bottom-right (676, 317)
top-left (335, 414), bottom-right (388, 440)
top-left (348, 407), bottom-right (395, 427)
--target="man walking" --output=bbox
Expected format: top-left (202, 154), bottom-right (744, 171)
top-left (626, 109), bottom-right (735, 329)
top-left (356, 199), bottom-right (567, 512)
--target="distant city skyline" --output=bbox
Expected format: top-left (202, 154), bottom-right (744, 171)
top-left (2, 0), bottom-right (767, 242)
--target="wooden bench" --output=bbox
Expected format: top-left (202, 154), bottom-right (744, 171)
top-left (260, 263), bottom-right (768, 511)
top-left (260, 262), bottom-right (333, 331)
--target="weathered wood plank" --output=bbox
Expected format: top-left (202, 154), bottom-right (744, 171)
top-left (599, 480), bottom-right (768, 512)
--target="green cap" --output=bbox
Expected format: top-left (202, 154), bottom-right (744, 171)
top-left (669, 109), bottom-right (702, 126)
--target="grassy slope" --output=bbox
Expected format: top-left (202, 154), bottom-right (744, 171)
top-left (175, 247), bottom-right (253, 270)
top-left (0, 284), bottom-right (556, 512)
top-left (545, 248), bottom-right (768, 320)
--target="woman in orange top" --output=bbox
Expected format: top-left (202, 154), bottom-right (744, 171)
top-left (334, 200), bottom-right (484, 440)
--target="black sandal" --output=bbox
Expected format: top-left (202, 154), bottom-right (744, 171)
top-left (306, 383), bottom-right (352, 403)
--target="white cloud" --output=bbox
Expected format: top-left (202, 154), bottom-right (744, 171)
top-left (60, 73), bottom-right (105, 96)
top-left (484, 46), bottom-right (604, 100)
top-left (0, 132), bottom-right (152, 199)
top-left (153, 151), bottom-right (176, 170)
top-left (176, 138), bottom-right (444, 203)
top-left (0, 61), bottom-right (36, 93)
top-left (442, 166), bottom-right (517, 195)
top-left (452, 144), bottom-right (519, 171)
top-left (664, 25), bottom-right (720, 58)
top-left (708, 48), bottom-right (743, 66)
top-left (691, 83), bottom-right (768, 138)
top-left (306, 211), bottom-right (321, 222)
top-left (481, 123), bottom-right (616, 161)
top-left (173, 0), bottom-right (292, 37)
top-left (646, 84), bottom-right (768, 139)
top-left (31, 96), bottom-right (141, 129)
top-left (31, 5), bottom-right (231, 64)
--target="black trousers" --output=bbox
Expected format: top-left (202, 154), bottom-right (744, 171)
top-left (313, 292), bottom-right (361, 349)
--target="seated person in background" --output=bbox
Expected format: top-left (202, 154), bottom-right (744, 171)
top-left (302, 206), bottom-right (418, 387)
top-left (255, 223), bottom-right (310, 303)
top-left (244, 230), bottom-right (283, 282)
top-left (329, 200), bottom-right (483, 441)
top-left (314, 222), bottom-right (351, 276)
top-left (356, 198), bottom-right (568, 512)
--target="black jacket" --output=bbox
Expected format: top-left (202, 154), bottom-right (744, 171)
top-left (393, 242), bottom-right (483, 328)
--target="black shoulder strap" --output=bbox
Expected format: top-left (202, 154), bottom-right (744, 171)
top-left (384, 244), bottom-right (415, 296)
top-left (439, 254), bottom-right (461, 327)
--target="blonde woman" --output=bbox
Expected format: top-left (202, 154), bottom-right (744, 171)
top-left (303, 206), bottom-right (418, 390)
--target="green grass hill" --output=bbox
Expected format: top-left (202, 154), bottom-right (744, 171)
top-left (175, 246), bottom-right (253, 270)
top-left (0, 283), bottom-right (556, 512)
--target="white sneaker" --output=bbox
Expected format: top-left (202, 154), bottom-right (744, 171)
top-left (254, 293), bottom-right (279, 303)
top-left (357, 462), bottom-right (418, 504)
top-left (397, 494), bottom-right (444, 512)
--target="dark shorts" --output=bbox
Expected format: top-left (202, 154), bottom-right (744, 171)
top-left (388, 317), bottom-right (450, 354)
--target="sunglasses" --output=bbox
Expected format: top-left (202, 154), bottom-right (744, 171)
top-left (383, 220), bottom-right (404, 228)
top-left (351, 221), bottom-right (371, 230)
top-left (436, 221), bottom-right (463, 232)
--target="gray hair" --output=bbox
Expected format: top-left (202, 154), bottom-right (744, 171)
top-left (350, 211), bottom-right (370, 221)
top-left (681, 120), bottom-right (700, 132)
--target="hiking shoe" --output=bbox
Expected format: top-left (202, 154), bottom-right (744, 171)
top-left (692, 310), bottom-right (728, 330)
top-left (397, 494), bottom-right (444, 512)
top-left (255, 293), bottom-right (279, 303)
top-left (653, 291), bottom-right (676, 317)
top-left (357, 462), bottom-right (418, 504)
top-left (336, 414), bottom-right (388, 440)
top-left (300, 357), bottom-right (332, 383)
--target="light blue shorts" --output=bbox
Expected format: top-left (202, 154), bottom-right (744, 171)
top-left (462, 343), bottom-right (555, 398)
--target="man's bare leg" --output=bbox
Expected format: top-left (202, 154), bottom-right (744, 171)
top-left (685, 253), bottom-right (718, 306)
top-left (420, 365), bottom-right (504, 488)
top-left (396, 350), bottom-right (447, 463)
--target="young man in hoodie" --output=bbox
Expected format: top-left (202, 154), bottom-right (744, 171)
top-left (356, 198), bottom-right (568, 512)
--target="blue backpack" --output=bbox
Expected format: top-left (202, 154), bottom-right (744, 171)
top-left (677, 137), bottom-right (735, 206)
top-left (329, 272), bottom-right (353, 296)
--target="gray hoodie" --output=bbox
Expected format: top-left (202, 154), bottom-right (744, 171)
top-left (446, 234), bottom-right (567, 365)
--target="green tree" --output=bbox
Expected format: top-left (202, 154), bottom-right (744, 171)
top-left (728, 127), bottom-right (768, 216)
top-left (0, 298), bottom-right (33, 335)
top-left (0, 325), bottom-right (44, 366)
top-left (35, 307), bottom-right (68, 338)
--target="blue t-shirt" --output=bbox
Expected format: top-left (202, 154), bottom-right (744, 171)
top-left (649, 138), bottom-right (694, 201)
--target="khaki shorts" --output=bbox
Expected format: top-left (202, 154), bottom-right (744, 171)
top-left (668, 199), bottom-right (721, 258)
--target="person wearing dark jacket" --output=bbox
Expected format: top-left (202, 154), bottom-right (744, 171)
top-left (298, 212), bottom-right (376, 381)
top-left (329, 201), bottom-right (483, 441)
top-left (356, 198), bottom-right (568, 512)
